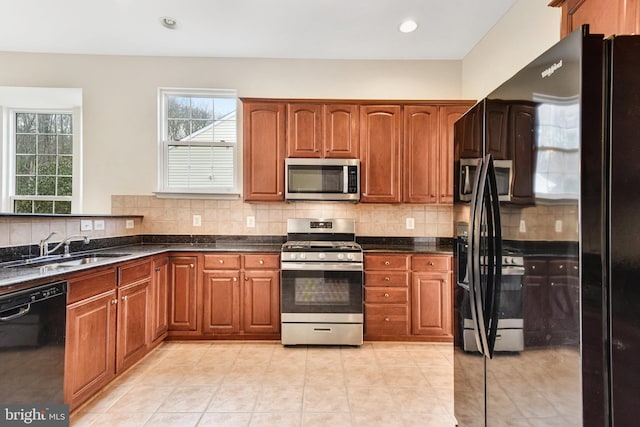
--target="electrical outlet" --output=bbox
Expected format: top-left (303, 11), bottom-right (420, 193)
top-left (246, 216), bottom-right (255, 228)
top-left (406, 217), bottom-right (415, 230)
top-left (192, 215), bottom-right (202, 227)
top-left (555, 220), bottom-right (563, 233)
top-left (94, 220), bottom-right (105, 231)
top-left (519, 220), bottom-right (526, 233)
top-left (125, 219), bottom-right (134, 229)
top-left (80, 220), bottom-right (93, 231)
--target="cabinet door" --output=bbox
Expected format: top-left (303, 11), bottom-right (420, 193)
top-left (324, 104), bottom-right (359, 158)
top-left (439, 105), bottom-right (472, 204)
top-left (168, 256), bottom-right (198, 331)
top-left (553, 0), bottom-right (639, 38)
top-left (403, 105), bottom-right (439, 203)
top-left (287, 103), bottom-right (323, 158)
top-left (457, 103), bottom-right (483, 159)
top-left (243, 270), bottom-right (280, 334)
top-left (548, 275), bottom-right (580, 345)
top-left (151, 257), bottom-right (169, 343)
top-left (510, 104), bottom-right (536, 204)
top-left (203, 271), bottom-right (241, 334)
top-left (522, 275), bottom-right (549, 347)
top-left (411, 271), bottom-right (452, 337)
top-left (116, 279), bottom-right (151, 373)
top-left (65, 290), bottom-right (117, 410)
top-left (485, 101), bottom-right (509, 160)
top-left (359, 105), bottom-right (402, 203)
top-left (243, 102), bottom-right (286, 201)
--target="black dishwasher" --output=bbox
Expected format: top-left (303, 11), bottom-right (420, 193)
top-left (0, 281), bottom-right (67, 404)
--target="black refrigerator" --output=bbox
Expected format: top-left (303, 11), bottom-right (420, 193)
top-left (453, 26), bottom-right (640, 427)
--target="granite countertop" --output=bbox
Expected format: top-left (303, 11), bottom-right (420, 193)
top-left (0, 237), bottom-right (454, 290)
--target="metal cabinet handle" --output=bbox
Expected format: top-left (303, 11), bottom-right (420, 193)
top-left (155, 267), bottom-right (161, 272)
top-left (190, 264), bottom-right (195, 268)
top-left (384, 317), bottom-right (390, 322)
top-left (218, 259), bottom-right (224, 264)
top-left (573, 265), bottom-right (578, 270)
top-left (259, 259), bottom-right (264, 265)
top-left (384, 293), bottom-right (390, 298)
top-left (428, 261), bottom-right (434, 266)
top-left (233, 277), bottom-right (237, 282)
top-left (278, 192), bottom-right (283, 195)
top-left (384, 261), bottom-right (390, 266)
top-left (532, 265), bottom-right (536, 270)
top-left (559, 265), bottom-right (564, 269)
top-left (121, 295), bottom-right (128, 301)
top-left (111, 299), bottom-right (118, 305)
top-left (384, 277), bottom-right (390, 282)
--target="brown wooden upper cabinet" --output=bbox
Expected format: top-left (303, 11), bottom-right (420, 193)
top-left (550, 0), bottom-right (640, 38)
top-left (403, 104), bottom-right (472, 204)
top-left (456, 102), bottom-right (483, 159)
top-left (359, 105), bottom-right (403, 203)
top-left (485, 101), bottom-right (510, 160)
top-left (242, 101), bottom-right (286, 201)
top-left (287, 103), bottom-right (359, 158)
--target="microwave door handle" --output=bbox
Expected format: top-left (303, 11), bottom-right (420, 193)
top-left (343, 166), bottom-right (348, 193)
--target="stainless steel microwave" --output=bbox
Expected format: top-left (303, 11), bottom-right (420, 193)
top-left (459, 158), bottom-right (513, 202)
top-left (285, 158), bottom-right (360, 201)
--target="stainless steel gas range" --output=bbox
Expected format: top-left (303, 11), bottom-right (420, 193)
top-left (280, 218), bottom-right (364, 346)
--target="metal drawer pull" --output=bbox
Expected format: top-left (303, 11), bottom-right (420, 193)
top-left (428, 261), bottom-right (434, 266)
top-left (559, 265), bottom-right (564, 269)
top-left (219, 259), bottom-right (224, 264)
top-left (384, 317), bottom-right (390, 322)
top-left (259, 259), bottom-right (264, 265)
top-left (190, 264), bottom-right (195, 268)
top-left (384, 277), bottom-right (390, 282)
top-left (111, 299), bottom-right (118, 305)
top-left (313, 328), bottom-right (332, 333)
top-left (155, 267), bottom-right (161, 272)
top-left (122, 295), bottom-right (128, 301)
top-left (384, 261), bottom-right (390, 266)
top-left (384, 293), bottom-right (390, 297)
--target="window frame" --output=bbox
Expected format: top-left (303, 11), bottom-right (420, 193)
top-left (156, 88), bottom-right (240, 198)
top-left (5, 107), bottom-right (82, 213)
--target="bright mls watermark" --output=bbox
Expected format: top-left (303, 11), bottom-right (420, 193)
top-left (1, 405), bottom-right (69, 426)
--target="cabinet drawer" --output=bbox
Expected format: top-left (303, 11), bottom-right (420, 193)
top-left (364, 254), bottom-right (409, 271)
top-left (365, 272), bottom-right (408, 287)
top-left (67, 268), bottom-right (118, 304)
top-left (244, 254), bottom-right (280, 269)
top-left (119, 258), bottom-right (151, 286)
top-left (203, 254), bottom-right (241, 270)
top-left (524, 260), bottom-right (547, 275)
top-left (365, 287), bottom-right (407, 304)
top-left (548, 259), bottom-right (579, 276)
top-left (364, 304), bottom-right (409, 336)
top-left (412, 255), bottom-right (451, 271)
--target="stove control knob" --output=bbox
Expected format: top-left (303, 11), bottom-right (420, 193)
top-left (290, 253), bottom-right (297, 260)
top-left (347, 253), bottom-right (355, 260)
top-left (337, 253), bottom-right (345, 260)
top-left (504, 257), bottom-right (511, 265)
top-left (299, 253), bottom-right (306, 260)
top-left (318, 253), bottom-right (326, 259)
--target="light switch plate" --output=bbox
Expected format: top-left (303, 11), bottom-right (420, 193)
top-left (519, 220), bottom-right (526, 233)
top-left (94, 220), bottom-right (105, 231)
top-left (193, 215), bottom-right (202, 227)
top-left (406, 217), bottom-right (415, 230)
top-left (80, 220), bottom-right (93, 231)
top-left (125, 219), bottom-right (134, 229)
top-left (246, 216), bottom-right (255, 228)
top-left (555, 220), bottom-right (563, 232)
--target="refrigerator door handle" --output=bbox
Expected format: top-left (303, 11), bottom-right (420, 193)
top-left (484, 155), bottom-right (503, 359)
top-left (468, 157), bottom-right (487, 356)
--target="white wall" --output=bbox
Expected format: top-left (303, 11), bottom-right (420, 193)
top-left (462, 0), bottom-right (562, 100)
top-left (0, 54), bottom-right (462, 213)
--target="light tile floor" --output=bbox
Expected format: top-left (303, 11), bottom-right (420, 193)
top-left (70, 341), bottom-right (455, 427)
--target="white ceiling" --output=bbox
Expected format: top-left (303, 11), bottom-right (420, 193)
top-left (0, 0), bottom-right (518, 60)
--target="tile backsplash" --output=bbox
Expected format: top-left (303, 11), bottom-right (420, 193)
top-left (111, 195), bottom-right (454, 237)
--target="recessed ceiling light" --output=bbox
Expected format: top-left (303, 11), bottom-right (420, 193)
top-left (399, 19), bottom-right (418, 33)
top-left (160, 16), bottom-right (178, 30)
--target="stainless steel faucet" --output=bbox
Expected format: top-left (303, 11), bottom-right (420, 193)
top-left (40, 234), bottom-right (90, 257)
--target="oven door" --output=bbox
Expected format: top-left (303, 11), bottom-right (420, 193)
top-left (281, 262), bottom-right (363, 323)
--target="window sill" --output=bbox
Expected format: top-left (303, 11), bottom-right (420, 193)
top-left (153, 191), bottom-right (241, 200)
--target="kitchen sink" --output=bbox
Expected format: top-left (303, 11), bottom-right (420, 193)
top-left (2, 253), bottom-right (131, 269)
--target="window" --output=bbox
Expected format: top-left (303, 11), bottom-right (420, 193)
top-left (533, 95), bottom-right (580, 200)
top-left (158, 89), bottom-right (238, 196)
top-left (13, 111), bottom-right (74, 214)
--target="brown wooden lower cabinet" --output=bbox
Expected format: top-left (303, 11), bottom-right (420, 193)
top-left (201, 253), bottom-right (280, 338)
top-left (64, 268), bottom-right (118, 411)
top-left (151, 256), bottom-right (169, 344)
top-left (364, 253), bottom-right (453, 341)
top-left (116, 278), bottom-right (151, 373)
top-left (167, 255), bottom-right (199, 334)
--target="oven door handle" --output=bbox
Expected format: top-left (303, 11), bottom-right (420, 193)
top-left (281, 262), bottom-right (364, 271)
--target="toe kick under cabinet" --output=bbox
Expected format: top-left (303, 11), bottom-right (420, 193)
top-left (364, 253), bottom-right (453, 342)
